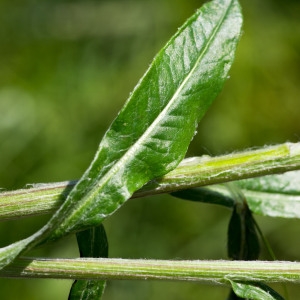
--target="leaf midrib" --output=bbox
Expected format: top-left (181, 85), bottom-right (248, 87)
top-left (63, 0), bottom-right (235, 223)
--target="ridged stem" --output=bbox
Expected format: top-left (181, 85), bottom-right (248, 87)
top-left (1, 142), bottom-right (300, 220)
top-left (2, 257), bottom-right (300, 283)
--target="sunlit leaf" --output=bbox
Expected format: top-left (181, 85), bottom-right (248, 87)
top-left (0, 0), bottom-right (243, 269)
top-left (227, 289), bottom-right (245, 300)
top-left (45, 0), bottom-right (243, 241)
top-left (228, 281), bottom-right (285, 300)
top-left (68, 224), bottom-right (108, 300)
top-left (236, 170), bottom-right (300, 218)
top-left (173, 169), bottom-right (300, 219)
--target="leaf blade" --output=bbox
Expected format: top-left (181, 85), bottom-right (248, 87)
top-left (228, 281), bottom-right (285, 300)
top-left (46, 0), bottom-right (243, 240)
top-left (172, 169), bottom-right (300, 219)
top-left (0, 0), bottom-right (243, 268)
top-left (236, 170), bottom-right (300, 218)
top-left (68, 225), bottom-right (108, 300)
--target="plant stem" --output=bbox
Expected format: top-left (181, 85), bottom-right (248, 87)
top-left (1, 142), bottom-right (300, 220)
top-left (2, 257), bottom-right (300, 283)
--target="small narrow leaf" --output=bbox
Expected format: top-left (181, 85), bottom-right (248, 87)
top-left (68, 279), bottom-right (106, 300)
top-left (171, 186), bottom-right (235, 208)
top-left (227, 204), bottom-right (260, 261)
top-left (68, 225), bottom-right (108, 300)
top-left (172, 185), bottom-right (260, 260)
top-left (229, 281), bottom-right (285, 300)
top-left (0, 0), bottom-right (243, 269)
top-left (226, 184), bottom-right (260, 261)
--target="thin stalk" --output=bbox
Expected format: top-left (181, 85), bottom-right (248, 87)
top-left (2, 257), bottom-right (300, 283)
top-left (1, 142), bottom-right (300, 220)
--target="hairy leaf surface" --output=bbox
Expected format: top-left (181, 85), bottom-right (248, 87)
top-left (0, 0), bottom-right (242, 269)
top-left (46, 0), bottom-right (242, 240)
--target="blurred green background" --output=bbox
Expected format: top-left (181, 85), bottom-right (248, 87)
top-left (0, 0), bottom-right (300, 299)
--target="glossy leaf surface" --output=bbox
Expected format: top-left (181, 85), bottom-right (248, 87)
top-left (0, 0), bottom-right (242, 269)
top-left (173, 169), bottom-right (300, 219)
top-left (68, 225), bottom-right (108, 300)
top-left (229, 281), bottom-right (284, 300)
top-left (236, 170), bottom-right (300, 218)
top-left (46, 0), bottom-right (243, 241)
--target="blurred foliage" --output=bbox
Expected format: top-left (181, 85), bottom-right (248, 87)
top-left (0, 0), bottom-right (300, 299)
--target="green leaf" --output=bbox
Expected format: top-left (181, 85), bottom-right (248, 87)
top-left (69, 279), bottom-right (106, 300)
top-left (227, 289), bottom-right (246, 300)
top-left (45, 0), bottom-right (243, 241)
top-left (173, 169), bottom-right (300, 219)
top-left (225, 184), bottom-right (260, 261)
top-left (171, 186), bottom-right (235, 208)
top-left (228, 281), bottom-right (285, 300)
top-left (227, 203), bottom-right (260, 260)
top-left (0, 0), bottom-right (243, 269)
top-left (75, 225), bottom-right (108, 259)
top-left (236, 170), bottom-right (300, 218)
top-left (68, 224), bottom-right (108, 300)
top-left (172, 184), bottom-right (260, 260)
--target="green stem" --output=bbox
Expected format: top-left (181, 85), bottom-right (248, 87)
top-left (1, 142), bottom-right (300, 220)
top-left (2, 257), bottom-right (300, 283)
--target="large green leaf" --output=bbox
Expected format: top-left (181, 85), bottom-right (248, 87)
top-left (45, 0), bottom-right (242, 241)
top-left (0, 0), bottom-right (242, 269)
